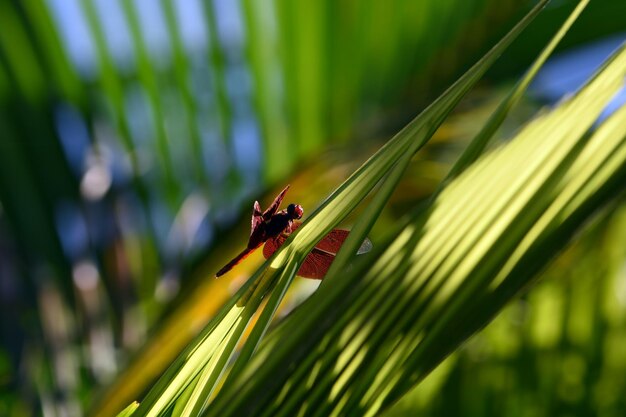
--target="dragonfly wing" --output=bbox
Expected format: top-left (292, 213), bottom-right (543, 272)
top-left (261, 226), bottom-right (328, 279)
top-left (298, 248), bottom-right (336, 279)
top-left (358, 237), bottom-right (373, 254)
top-left (263, 184), bottom-right (290, 220)
top-left (251, 201), bottom-right (263, 237)
top-left (315, 229), bottom-right (349, 254)
top-left (316, 229), bottom-right (372, 255)
top-left (263, 234), bottom-right (285, 259)
top-left (298, 229), bottom-right (353, 279)
top-left (262, 225), bottom-right (370, 279)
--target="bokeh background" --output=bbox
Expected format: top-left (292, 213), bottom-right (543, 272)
top-left (0, 0), bottom-right (625, 416)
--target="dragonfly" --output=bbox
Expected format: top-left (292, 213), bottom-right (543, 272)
top-left (215, 185), bottom-right (372, 279)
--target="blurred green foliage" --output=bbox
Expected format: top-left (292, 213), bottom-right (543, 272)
top-left (0, 0), bottom-right (624, 416)
top-left (387, 202), bottom-right (626, 417)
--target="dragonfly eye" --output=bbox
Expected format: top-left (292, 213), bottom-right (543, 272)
top-left (287, 203), bottom-right (304, 219)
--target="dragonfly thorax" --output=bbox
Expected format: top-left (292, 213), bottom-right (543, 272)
top-left (264, 209), bottom-right (297, 239)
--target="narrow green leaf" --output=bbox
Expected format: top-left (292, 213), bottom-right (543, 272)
top-left (445, 0), bottom-right (591, 182)
top-left (116, 402), bottom-right (139, 417)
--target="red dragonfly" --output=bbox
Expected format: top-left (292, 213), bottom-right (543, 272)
top-left (215, 185), bottom-right (371, 279)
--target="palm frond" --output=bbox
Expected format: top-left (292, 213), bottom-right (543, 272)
top-left (205, 42), bottom-right (626, 417)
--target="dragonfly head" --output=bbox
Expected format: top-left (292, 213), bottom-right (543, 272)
top-left (287, 203), bottom-right (304, 220)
